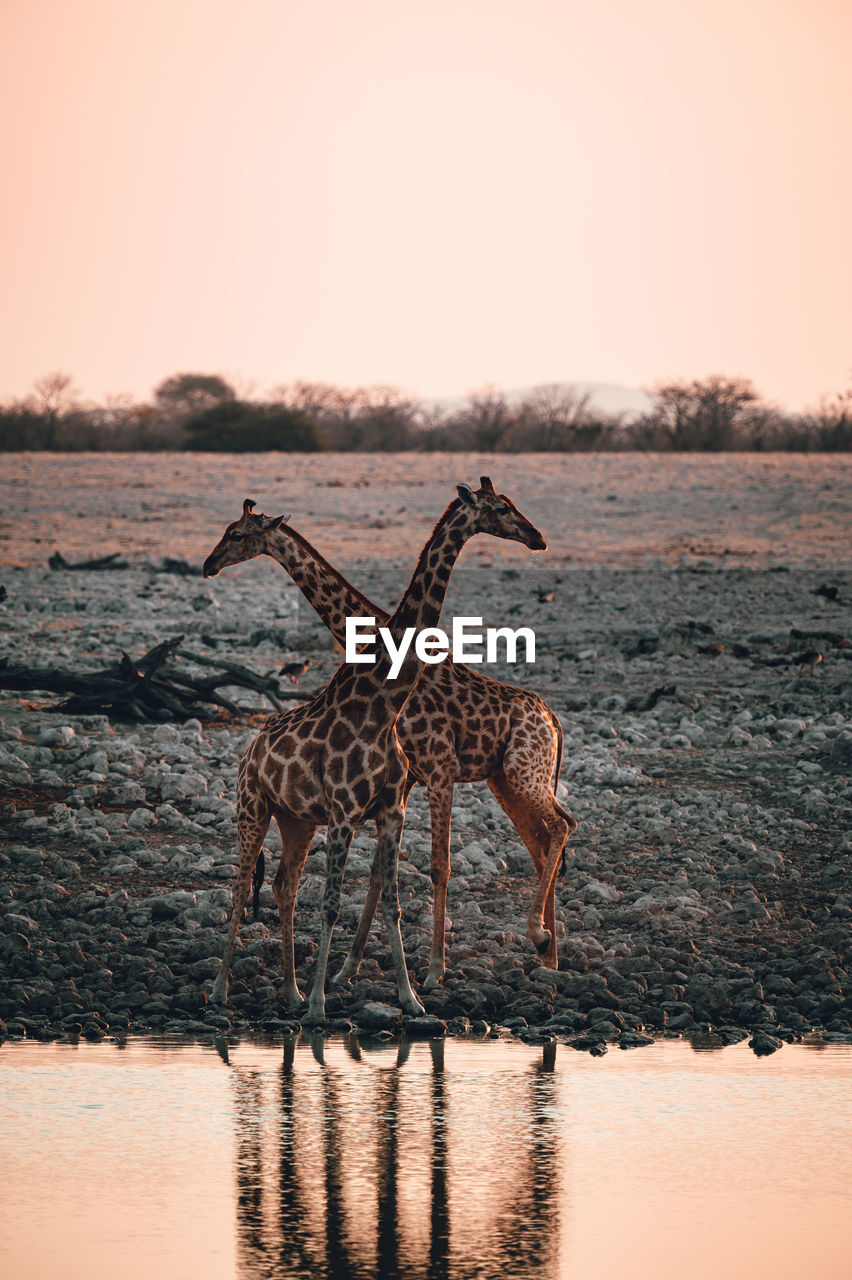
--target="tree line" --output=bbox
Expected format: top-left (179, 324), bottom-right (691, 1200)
top-left (1, 370), bottom-right (849, 452)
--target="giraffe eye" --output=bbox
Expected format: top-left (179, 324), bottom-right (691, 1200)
top-left (229, 531), bottom-right (245, 542)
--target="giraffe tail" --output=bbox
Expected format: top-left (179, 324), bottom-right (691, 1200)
top-left (550, 713), bottom-right (572, 876)
top-left (252, 850), bottom-right (265, 920)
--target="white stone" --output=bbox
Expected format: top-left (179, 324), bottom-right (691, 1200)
top-left (727, 725), bottom-right (753, 746)
top-left (128, 807), bottom-right (156, 831)
top-left (36, 725), bottom-right (76, 747)
top-left (152, 724), bottom-right (181, 745)
top-left (581, 878), bottom-right (620, 903)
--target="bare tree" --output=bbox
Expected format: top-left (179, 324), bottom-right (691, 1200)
top-left (29, 372), bottom-right (80, 447)
top-left (270, 382), bottom-right (419, 449)
top-left (346, 385), bottom-right (418, 450)
top-left (446, 387), bottom-right (516, 450)
top-left (505, 384), bottom-right (617, 450)
top-left (795, 387), bottom-right (852, 451)
top-left (644, 375), bottom-right (765, 450)
top-left (271, 381), bottom-right (350, 417)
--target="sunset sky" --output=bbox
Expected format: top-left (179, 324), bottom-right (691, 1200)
top-left (1, 0), bottom-right (849, 413)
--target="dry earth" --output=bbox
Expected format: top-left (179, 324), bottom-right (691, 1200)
top-left (1, 453), bottom-right (850, 1053)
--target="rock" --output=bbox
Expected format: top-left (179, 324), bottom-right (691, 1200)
top-left (160, 772), bottom-right (208, 801)
top-left (581, 879), bottom-right (621, 903)
top-left (128, 807), bottom-right (156, 831)
top-left (144, 890), bottom-right (196, 921)
top-left (355, 1001), bottom-right (404, 1032)
top-left (569, 1032), bottom-right (610, 1053)
top-left (544, 1010), bottom-right (586, 1033)
top-left (749, 1030), bottom-right (783, 1056)
top-left (404, 1015), bottom-right (447, 1038)
top-left (619, 1031), bottom-right (655, 1048)
top-left (2, 913), bottom-right (38, 935)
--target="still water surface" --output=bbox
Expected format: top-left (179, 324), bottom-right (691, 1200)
top-left (1, 1035), bottom-right (849, 1280)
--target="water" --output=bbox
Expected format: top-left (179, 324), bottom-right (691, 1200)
top-left (1, 1036), bottom-right (849, 1280)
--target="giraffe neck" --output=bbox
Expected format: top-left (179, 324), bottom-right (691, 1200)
top-left (264, 526), bottom-right (390, 643)
top-left (371, 499), bottom-right (473, 711)
top-left (263, 502), bottom-right (474, 718)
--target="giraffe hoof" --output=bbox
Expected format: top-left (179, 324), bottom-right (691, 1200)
top-left (302, 1006), bottom-right (326, 1027)
top-left (421, 971), bottom-right (443, 993)
top-left (209, 979), bottom-right (228, 1006)
top-left (534, 930), bottom-right (552, 957)
top-left (330, 968), bottom-right (353, 989)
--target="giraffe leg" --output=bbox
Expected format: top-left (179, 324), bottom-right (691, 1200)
top-left (526, 799), bottom-right (576, 962)
top-left (488, 773), bottom-right (554, 963)
top-left (271, 814), bottom-right (316, 1010)
top-left (375, 802), bottom-right (425, 1017)
top-left (332, 853), bottom-right (381, 986)
top-left (422, 777), bottom-right (455, 991)
top-left (333, 773), bottom-right (419, 987)
top-left (304, 819), bottom-right (355, 1025)
top-left (488, 767), bottom-right (576, 970)
top-left (210, 785), bottom-right (271, 1005)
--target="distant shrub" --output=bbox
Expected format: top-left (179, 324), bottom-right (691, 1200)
top-left (793, 392), bottom-right (852, 452)
top-left (181, 400), bottom-right (324, 451)
top-left (417, 386), bottom-right (625, 452)
top-left (2, 369), bottom-right (849, 452)
top-left (154, 372), bottom-right (237, 417)
top-left (0, 405), bottom-right (52, 450)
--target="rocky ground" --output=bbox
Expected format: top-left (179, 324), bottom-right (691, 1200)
top-left (2, 521), bottom-right (850, 1054)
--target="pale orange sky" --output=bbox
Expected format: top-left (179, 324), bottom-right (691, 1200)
top-left (1, 0), bottom-right (850, 412)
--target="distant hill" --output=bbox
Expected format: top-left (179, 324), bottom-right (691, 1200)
top-left (426, 381), bottom-right (652, 420)
top-left (557, 381), bottom-right (652, 418)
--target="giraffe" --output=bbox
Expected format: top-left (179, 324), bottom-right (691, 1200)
top-left (204, 479), bottom-right (553, 1022)
top-left (203, 477), bottom-right (577, 992)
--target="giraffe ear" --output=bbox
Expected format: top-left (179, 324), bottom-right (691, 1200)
top-left (242, 498), bottom-right (256, 517)
top-left (479, 475), bottom-right (495, 493)
top-left (263, 514), bottom-right (289, 530)
top-left (456, 483), bottom-right (474, 505)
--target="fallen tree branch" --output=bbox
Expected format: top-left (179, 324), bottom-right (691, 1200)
top-left (175, 648), bottom-right (285, 710)
top-left (0, 636), bottom-right (292, 722)
top-left (151, 558), bottom-right (202, 576)
top-left (48, 551), bottom-right (129, 571)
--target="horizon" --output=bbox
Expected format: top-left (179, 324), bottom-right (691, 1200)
top-left (7, 370), bottom-right (658, 418)
top-left (2, 1), bottom-right (850, 415)
top-left (8, 369), bottom-right (848, 421)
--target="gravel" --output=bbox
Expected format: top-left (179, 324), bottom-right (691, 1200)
top-left (1, 456), bottom-right (850, 1055)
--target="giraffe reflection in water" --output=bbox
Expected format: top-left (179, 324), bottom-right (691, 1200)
top-left (222, 1035), bottom-right (563, 1280)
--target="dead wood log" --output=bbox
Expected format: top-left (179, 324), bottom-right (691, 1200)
top-left (150, 558), bottom-right (202, 576)
top-left (0, 636), bottom-right (299, 722)
top-left (48, 551), bottom-right (129, 571)
top-left (174, 648), bottom-right (286, 709)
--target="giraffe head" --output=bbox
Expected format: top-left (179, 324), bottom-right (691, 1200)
top-left (454, 476), bottom-right (547, 551)
top-left (202, 499), bottom-right (290, 577)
